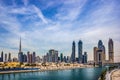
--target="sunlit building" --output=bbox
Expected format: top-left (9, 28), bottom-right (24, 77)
top-left (93, 40), bottom-right (106, 66)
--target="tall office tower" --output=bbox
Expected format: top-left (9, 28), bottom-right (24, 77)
top-left (18, 52), bottom-right (23, 63)
top-left (48, 49), bottom-right (58, 62)
top-left (108, 38), bottom-right (114, 63)
top-left (18, 37), bottom-right (24, 63)
top-left (71, 41), bottom-right (76, 63)
top-left (19, 37), bottom-right (21, 53)
top-left (102, 45), bottom-right (106, 61)
top-left (27, 51), bottom-right (30, 63)
top-left (96, 50), bottom-right (104, 66)
top-left (98, 40), bottom-right (106, 61)
top-left (98, 40), bottom-right (103, 50)
top-left (93, 40), bottom-right (106, 66)
top-left (32, 52), bottom-right (36, 63)
top-left (63, 56), bottom-right (67, 63)
top-left (23, 54), bottom-right (27, 62)
top-left (60, 53), bottom-right (63, 62)
top-left (5, 53), bottom-right (7, 62)
top-left (78, 40), bottom-right (82, 63)
top-left (94, 47), bottom-right (98, 64)
top-left (29, 54), bottom-right (33, 64)
top-left (84, 52), bottom-right (87, 63)
top-left (8, 53), bottom-right (11, 62)
top-left (1, 51), bottom-right (3, 62)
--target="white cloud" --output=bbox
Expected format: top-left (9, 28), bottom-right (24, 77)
top-left (56, 0), bottom-right (87, 21)
top-left (32, 5), bottom-right (48, 24)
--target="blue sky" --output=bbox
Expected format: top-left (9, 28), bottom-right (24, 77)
top-left (0, 0), bottom-right (120, 62)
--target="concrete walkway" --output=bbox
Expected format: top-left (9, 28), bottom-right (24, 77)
top-left (111, 69), bottom-right (120, 80)
top-left (105, 69), bottom-right (120, 80)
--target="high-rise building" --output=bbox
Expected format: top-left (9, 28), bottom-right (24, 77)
top-left (82, 52), bottom-right (87, 63)
top-left (108, 38), bottom-right (114, 63)
top-left (0, 51), bottom-right (3, 62)
top-left (78, 40), bottom-right (82, 63)
top-left (98, 40), bottom-right (103, 50)
top-left (18, 52), bottom-right (23, 63)
top-left (98, 40), bottom-right (106, 61)
top-left (71, 41), bottom-right (76, 63)
top-left (32, 52), bottom-right (36, 63)
top-left (5, 53), bottom-right (7, 62)
top-left (93, 40), bottom-right (106, 66)
top-left (18, 37), bottom-right (24, 63)
top-left (43, 49), bottom-right (58, 63)
top-left (27, 51), bottom-right (30, 63)
top-left (63, 56), bottom-right (67, 63)
top-left (60, 53), bottom-right (63, 62)
top-left (84, 52), bottom-right (87, 63)
top-left (23, 54), bottom-right (27, 62)
top-left (97, 50), bottom-right (104, 66)
top-left (93, 47), bottom-right (98, 64)
top-left (19, 37), bottom-right (21, 53)
top-left (8, 53), bottom-right (11, 62)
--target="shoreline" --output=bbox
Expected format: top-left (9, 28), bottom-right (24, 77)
top-left (0, 66), bottom-right (95, 74)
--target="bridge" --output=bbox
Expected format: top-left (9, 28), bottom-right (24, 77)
top-left (103, 62), bottom-right (120, 67)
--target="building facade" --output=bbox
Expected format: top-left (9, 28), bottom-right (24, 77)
top-left (71, 41), bottom-right (76, 63)
top-left (93, 40), bottom-right (106, 66)
top-left (108, 38), bottom-right (114, 63)
top-left (78, 40), bottom-right (82, 63)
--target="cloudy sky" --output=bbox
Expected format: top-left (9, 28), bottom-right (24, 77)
top-left (0, 0), bottom-right (120, 62)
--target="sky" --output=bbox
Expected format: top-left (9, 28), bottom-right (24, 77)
top-left (0, 0), bottom-right (120, 62)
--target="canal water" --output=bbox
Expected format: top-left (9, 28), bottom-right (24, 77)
top-left (0, 67), bottom-right (105, 80)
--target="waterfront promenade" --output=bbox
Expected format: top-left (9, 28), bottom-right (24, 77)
top-left (111, 69), bottom-right (120, 80)
top-left (105, 69), bottom-right (120, 80)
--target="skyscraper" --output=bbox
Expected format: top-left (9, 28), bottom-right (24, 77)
top-left (18, 37), bottom-right (24, 63)
top-left (93, 40), bottom-right (106, 66)
top-left (23, 54), bottom-right (27, 62)
top-left (18, 52), bottom-right (23, 63)
top-left (60, 53), bottom-right (63, 62)
top-left (84, 52), bottom-right (87, 63)
top-left (27, 51), bottom-right (30, 63)
top-left (97, 50), bottom-right (103, 66)
top-left (71, 41), bottom-right (76, 63)
top-left (108, 38), bottom-right (114, 63)
top-left (63, 56), bottom-right (67, 63)
top-left (98, 40), bottom-right (106, 61)
top-left (98, 40), bottom-right (103, 50)
top-left (94, 47), bottom-right (98, 64)
top-left (82, 52), bottom-right (87, 63)
top-left (32, 52), bottom-right (36, 63)
top-left (5, 53), bottom-right (7, 62)
top-left (78, 40), bottom-right (82, 63)
top-left (8, 53), bottom-right (11, 62)
top-left (19, 37), bottom-right (21, 53)
top-left (1, 51), bottom-right (3, 62)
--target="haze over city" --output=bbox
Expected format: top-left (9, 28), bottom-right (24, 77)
top-left (0, 0), bottom-right (120, 62)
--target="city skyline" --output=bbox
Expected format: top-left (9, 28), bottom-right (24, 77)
top-left (0, 0), bottom-right (120, 62)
